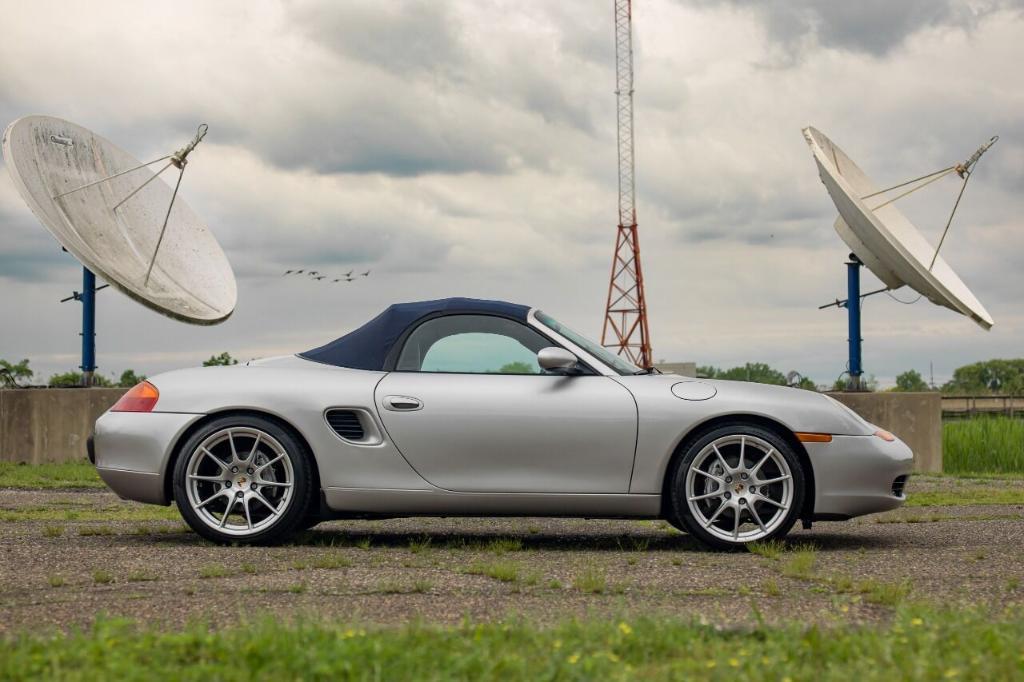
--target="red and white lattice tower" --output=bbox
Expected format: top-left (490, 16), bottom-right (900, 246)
top-left (601, 0), bottom-right (653, 368)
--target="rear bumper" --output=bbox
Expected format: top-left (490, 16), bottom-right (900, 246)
top-left (805, 433), bottom-right (914, 518)
top-left (93, 411), bottom-right (202, 505)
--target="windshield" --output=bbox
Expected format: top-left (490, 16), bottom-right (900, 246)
top-left (535, 311), bottom-right (641, 376)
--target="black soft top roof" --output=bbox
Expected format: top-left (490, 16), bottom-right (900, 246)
top-left (299, 297), bottom-right (531, 371)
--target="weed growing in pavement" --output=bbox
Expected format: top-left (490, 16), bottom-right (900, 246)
top-left (859, 579), bottom-right (912, 606)
top-left (78, 525), bottom-right (114, 536)
top-left (573, 567), bottom-right (607, 594)
top-left (355, 537), bottom-right (373, 550)
top-left (240, 563), bottom-right (258, 575)
top-left (48, 575), bottom-right (65, 588)
top-left (199, 564), bottom-right (230, 579)
top-left (747, 539), bottom-right (785, 560)
top-left (1007, 577), bottom-right (1020, 591)
top-left (288, 583), bottom-right (307, 594)
top-left (780, 545), bottom-right (817, 580)
top-left (408, 536), bottom-right (432, 554)
top-left (41, 525), bottom-right (64, 538)
top-left (486, 538), bottom-right (523, 555)
top-left (547, 579), bottom-right (562, 589)
top-left (127, 570), bottom-right (159, 583)
top-left (376, 579), bottom-right (432, 594)
top-left (311, 554), bottom-right (353, 569)
top-left (92, 570), bottom-right (113, 584)
top-left (763, 579), bottom-right (781, 597)
top-left (465, 561), bottom-right (520, 583)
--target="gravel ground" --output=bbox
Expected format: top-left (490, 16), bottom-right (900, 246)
top-left (1, 478), bottom-right (1023, 633)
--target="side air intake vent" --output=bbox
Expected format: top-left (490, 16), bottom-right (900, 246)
top-left (326, 409), bottom-right (365, 441)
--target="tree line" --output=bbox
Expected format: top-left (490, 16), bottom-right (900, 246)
top-left (2, 354), bottom-right (1022, 394)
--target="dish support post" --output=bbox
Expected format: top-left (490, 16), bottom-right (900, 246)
top-left (80, 266), bottom-right (96, 387)
top-left (845, 255), bottom-right (863, 391)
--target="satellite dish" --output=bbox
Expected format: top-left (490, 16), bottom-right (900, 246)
top-left (2, 115), bottom-right (236, 324)
top-left (803, 126), bottom-right (993, 330)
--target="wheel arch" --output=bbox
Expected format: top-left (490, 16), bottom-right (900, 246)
top-left (659, 413), bottom-right (815, 522)
top-left (163, 408), bottom-right (322, 505)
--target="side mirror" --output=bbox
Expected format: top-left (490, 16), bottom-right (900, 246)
top-left (537, 347), bottom-right (579, 372)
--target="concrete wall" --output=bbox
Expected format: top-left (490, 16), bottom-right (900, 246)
top-left (1, 386), bottom-right (943, 472)
top-left (0, 388), bottom-right (126, 464)
top-left (655, 362), bottom-right (697, 377)
top-left (828, 391), bottom-right (942, 473)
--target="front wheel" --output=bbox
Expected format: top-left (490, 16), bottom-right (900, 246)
top-left (668, 424), bottom-right (805, 550)
top-left (172, 415), bottom-right (314, 545)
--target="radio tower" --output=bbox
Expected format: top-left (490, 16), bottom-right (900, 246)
top-left (602, 0), bottom-right (653, 368)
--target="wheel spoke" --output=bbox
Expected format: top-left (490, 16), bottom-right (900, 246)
top-left (687, 490), bottom-right (722, 502)
top-left (256, 453), bottom-right (285, 474)
top-left (200, 447), bottom-right (228, 471)
top-left (188, 474), bottom-right (224, 483)
top-left (757, 474), bottom-right (791, 486)
top-left (247, 433), bottom-right (262, 463)
top-left (243, 497), bottom-right (253, 530)
top-left (748, 501), bottom-right (768, 533)
top-left (732, 506), bottom-right (741, 539)
top-left (738, 436), bottom-right (746, 469)
top-left (219, 496), bottom-right (237, 527)
top-left (750, 449), bottom-right (774, 477)
top-left (711, 444), bottom-right (731, 473)
top-left (252, 490), bottom-right (280, 515)
top-left (195, 489), bottom-right (226, 509)
top-left (256, 480), bottom-right (292, 489)
top-left (692, 468), bottom-right (724, 484)
top-left (704, 500), bottom-right (728, 527)
top-left (755, 494), bottom-right (787, 510)
top-left (227, 430), bottom-right (238, 462)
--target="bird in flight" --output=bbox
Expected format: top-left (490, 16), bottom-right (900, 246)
top-left (313, 275), bottom-right (326, 281)
top-left (361, 270), bottom-right (371, 277)
top-left (308, 271), bottom-right (320, 277)
top-left (283, 269), bottom-right (295, 276)
top-left (343, 270), bottom-right (353, 277)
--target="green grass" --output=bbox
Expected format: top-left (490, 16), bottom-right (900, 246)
top-left (198, 564), bottom-right (229, 579)
top-left (572, 567), bottom-right (607, 594)
top-left (905, 489), bottom-right (1024, 507)
top-left (2, 608), bottom-right (1023, 680)
top-left (0, 504), bottom-right (179, 523)
top-left (780, 544), bottom-right (817, 580)
top-left (466, 561), bottom-right (520, 583)
top-left (944, 416), bottom-right (1024, 474)
top-left (91, 570), bottom-right (113, 585)
top-left (0, 460), bottom-right (103, 489)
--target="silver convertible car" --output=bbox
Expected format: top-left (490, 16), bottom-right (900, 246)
top-left (91, 298), bottom-right (912, 549)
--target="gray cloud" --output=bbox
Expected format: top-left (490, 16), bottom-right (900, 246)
top-left (683, 0), bottom-right (1023, 57)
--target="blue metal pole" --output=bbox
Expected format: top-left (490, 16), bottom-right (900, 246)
top-left (846, 255), bottom-right (862, 391)
top-left (81, 267), bottom-right (96, 387)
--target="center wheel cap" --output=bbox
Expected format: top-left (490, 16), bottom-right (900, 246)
top-left (237, 476), bottom-right (248, 487)
top-left (734, 483), bottom-right (744, 494)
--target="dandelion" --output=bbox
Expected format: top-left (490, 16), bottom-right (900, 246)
top-left (910, 617), bottom-right (924, 627)
top-left (705, 661), bottom-right (717, 669)
top-left (553, 639), bottom-right (562, 650)
top-left (944, 670), bottom-right (959, 679)
top-left (567, 653), bottom-right (580, 665)
top-left (618, 622), bottom-right (633, 636)
top-left (840, 604), bottom-right (850, 613)
top-left (729, 658), bottom-right (740, 668)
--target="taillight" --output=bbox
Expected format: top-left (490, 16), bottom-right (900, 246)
top-left (111, 381), bottom-right (159, 412)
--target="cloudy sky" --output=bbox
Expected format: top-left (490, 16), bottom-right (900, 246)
top-left (1, 0), bottom-right (1021, 387)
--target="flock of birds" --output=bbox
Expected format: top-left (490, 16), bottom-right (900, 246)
top-left (282, 268), bottom-right (371, 284)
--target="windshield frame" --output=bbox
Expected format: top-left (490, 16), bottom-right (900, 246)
top-left (533, 310), bottom-right (641, 376)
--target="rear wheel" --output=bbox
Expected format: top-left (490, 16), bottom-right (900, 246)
top-left (173, 415), bottom-right (314, 545)
top-left (668, 424), bottom-right (805, 550)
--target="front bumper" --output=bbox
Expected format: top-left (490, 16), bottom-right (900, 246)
top-left (93, 411), bottom-right (202, 506)
top-left (805, 433), bottom-right (914, 518)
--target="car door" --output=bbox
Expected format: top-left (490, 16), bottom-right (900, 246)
top-left (374, 314), bottom-right (638, 493)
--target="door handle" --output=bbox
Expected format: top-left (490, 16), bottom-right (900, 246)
top-left (383, 395), bottom-right (423, 411)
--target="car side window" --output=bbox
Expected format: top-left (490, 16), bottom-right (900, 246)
top-left (396, 315), bottom-right (550, 374)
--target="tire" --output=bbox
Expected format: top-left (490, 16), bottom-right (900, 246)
top-left (172, 415), bottom-right (315, 545)
top-left (667, 423), bottom-right (805, 550)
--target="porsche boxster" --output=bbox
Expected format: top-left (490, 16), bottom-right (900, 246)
top-left (91, 297), bottom-right (912, 549)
